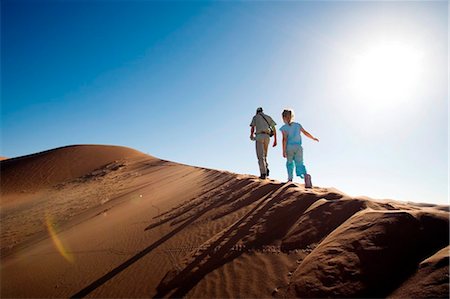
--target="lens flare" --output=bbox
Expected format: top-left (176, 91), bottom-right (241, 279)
top-left (45, 214), bottom-right (74, 263)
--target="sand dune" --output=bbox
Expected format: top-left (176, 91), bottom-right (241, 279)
top-left (1, 144), bottom-right (147, 200)
top-left (1, 145), bottom-right (448, 298)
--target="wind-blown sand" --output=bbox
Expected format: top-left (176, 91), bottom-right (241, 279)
top-left (1, 145), bottom-right (448, 298)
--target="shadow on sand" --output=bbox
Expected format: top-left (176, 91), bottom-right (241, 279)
top-left (70, 175), bottom-right (280, 298)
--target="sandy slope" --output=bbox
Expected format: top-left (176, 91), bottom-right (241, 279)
top-left (1, 144), bottom-right (146, 199)
top-left (0, 145), bottom-right (448, 298)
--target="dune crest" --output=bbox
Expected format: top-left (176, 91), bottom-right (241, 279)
top-left (0, 144), bottom-right (148, 199)
top-left (1, 145), bottom-right (448, 298)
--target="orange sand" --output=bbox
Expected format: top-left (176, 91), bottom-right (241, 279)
top-left (1, 145), bottom-right (448, 298)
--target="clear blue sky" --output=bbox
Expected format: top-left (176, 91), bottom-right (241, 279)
top-left (1, 1), bottom-right (448, 205)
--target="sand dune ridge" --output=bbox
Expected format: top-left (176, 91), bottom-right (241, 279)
top-left (1, 144), bottom-right (448, 298)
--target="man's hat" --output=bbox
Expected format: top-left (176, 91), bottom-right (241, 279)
top-left (256, 107), bottom-right (263, 113)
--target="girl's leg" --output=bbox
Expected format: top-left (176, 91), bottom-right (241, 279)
top-left (286, 148), bottom-right (294, 181)
top-left (294, 146), bottom-right (307, 179)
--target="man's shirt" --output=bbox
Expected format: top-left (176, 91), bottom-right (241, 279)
top-left (250, 113), bottom-right (277, 134)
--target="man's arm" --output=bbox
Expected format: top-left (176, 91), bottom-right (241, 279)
top-left (268, 117), bottom-right (277, 147)
top-left (250, 126), bottom-right (255, 140)
top-left (272, 127), bottom-right (277, 147)
top-left (300, 128), bottom-right (319, 142)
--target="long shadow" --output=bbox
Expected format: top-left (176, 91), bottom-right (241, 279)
top-left (154, 184), bottom-right (309, 298)
top-left (148, 175), bottom-right (236, 223)
top-left (151, 173), bottom-right (235, 220)
top-left (211, 182), bottom-right (285, 221)
top-left (168, 179), bottom-right (263, 227)
top-left (70, 210), bottom-right (208, 298)
top-left (71, 176), bottom-right (264, 298)
top-left (146, 177), bottom-right (257, 231)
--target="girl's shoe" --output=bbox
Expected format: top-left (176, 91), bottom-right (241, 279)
top-left (305, 174), bottom-right (312, 188)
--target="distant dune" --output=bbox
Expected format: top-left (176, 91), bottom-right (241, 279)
top-left (1, 145), bottom-right (448, 298)
top-left (0, 144), bottom-right (147, 199)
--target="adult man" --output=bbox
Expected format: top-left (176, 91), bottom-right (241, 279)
top-left (250, 107), bottom-right (277, 179)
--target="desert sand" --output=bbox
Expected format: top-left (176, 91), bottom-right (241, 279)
top-left (0, 145), bottom-right (448, 298)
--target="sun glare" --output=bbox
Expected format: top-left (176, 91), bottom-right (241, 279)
top-left (348, 42), bottom-right (423, 110)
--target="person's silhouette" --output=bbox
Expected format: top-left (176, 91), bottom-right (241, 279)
top-left (249, 107), bottom-right (277, 179)
top-left (280, 109), bottom-right (319, 186)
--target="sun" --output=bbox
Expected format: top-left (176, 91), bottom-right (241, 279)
top-left (348, 42), bottom-right (423, 110)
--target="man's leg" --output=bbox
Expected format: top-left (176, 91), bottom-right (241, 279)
top-left (256, 139), bottom-right (267, 177)
top-left (263, 137), bottom-right (269, 176)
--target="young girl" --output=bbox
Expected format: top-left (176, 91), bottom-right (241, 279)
top-left (280, 109), bottom-right (319, 186)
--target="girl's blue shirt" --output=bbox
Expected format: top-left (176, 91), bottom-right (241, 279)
top-left (280, 122), bottom-right (303, 146)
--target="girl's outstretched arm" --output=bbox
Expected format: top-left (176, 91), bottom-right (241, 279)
top-left (301, 128), bottom-right (319, 142)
